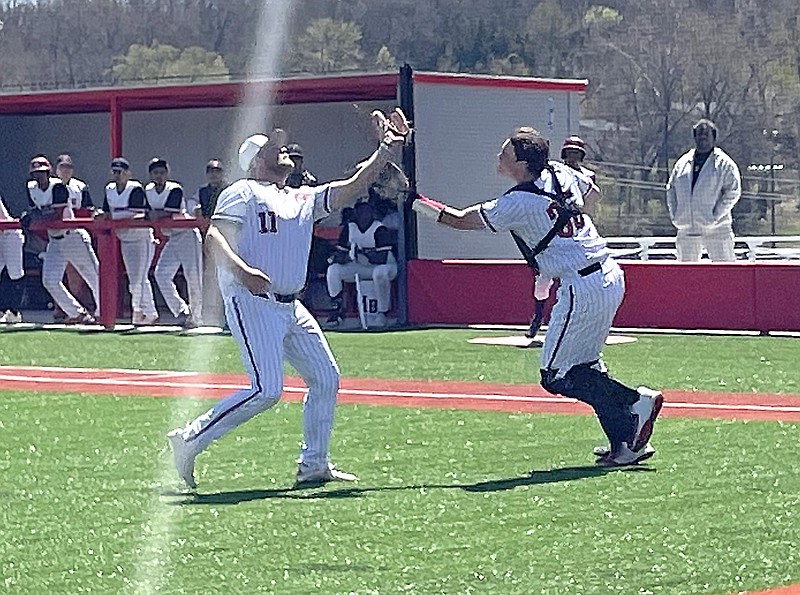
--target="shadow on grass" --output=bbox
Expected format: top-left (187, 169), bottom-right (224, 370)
top-left (168, 465), bottom-right (654, 506)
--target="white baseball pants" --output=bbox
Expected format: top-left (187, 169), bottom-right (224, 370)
top-left (41, 229), bottom-right (100, 318)
top-left (179, 291), bottom-right (341, 471)
top-left (119, 236), bottom-right (157, 318)
top-left (327, 261), bottom-right (397, 313)
top-left (0, 230), bottom-right (24, 280)
top-left (541, 259), bottom-right (625, 378)
top-left (154, 229), bottom-right (203, 321)
top-left (676, 226), bottom-right (736, 261)
top-left (534, 274), bottom-right (554, 301)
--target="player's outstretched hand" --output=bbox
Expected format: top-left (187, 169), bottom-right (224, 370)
top-left (371, 107), bottom-right (412, 147)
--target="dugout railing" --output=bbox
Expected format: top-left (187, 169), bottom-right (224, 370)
top-left (606, 235), bottom-right (800, 261)
top-left (0, 216), bottom-right (206, 328)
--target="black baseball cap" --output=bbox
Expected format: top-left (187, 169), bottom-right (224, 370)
top-left (111, 157), bottom-right (130, 171)
top-left (148, 157), bottom-right (168, 172)
top-left (205, 159), bottom-right (224, 172)
top-left (286, 144), bottom-right (304, 158)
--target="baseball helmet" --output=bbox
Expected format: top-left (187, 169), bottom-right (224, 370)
top-left (286, 143), bottom-right (304, 158)
top-left (30, 156), bottom-right (52, 173)
top-left (561, 136), bottom-right (587, 159)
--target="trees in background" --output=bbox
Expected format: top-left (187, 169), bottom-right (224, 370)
top-left (1, 0), bottom-right (798, 233)
top-left (112, 43), bottom-right (228, 85)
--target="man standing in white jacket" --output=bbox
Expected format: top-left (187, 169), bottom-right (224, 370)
top-left (666, 119), bottom-right (741, 261)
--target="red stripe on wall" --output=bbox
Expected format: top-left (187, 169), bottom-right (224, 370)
top-left (414, 72), bottom-right (588, 92)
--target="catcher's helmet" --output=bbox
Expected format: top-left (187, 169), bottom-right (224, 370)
top-left (561, 136), bottom-right (587, 159)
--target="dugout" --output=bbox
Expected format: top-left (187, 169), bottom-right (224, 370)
top-left (0, 68), bottom-right (587, 326)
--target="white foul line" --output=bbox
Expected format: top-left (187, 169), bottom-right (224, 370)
top-left (1, 367), bottom-right (799, 415)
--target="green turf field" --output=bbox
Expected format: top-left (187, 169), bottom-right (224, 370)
top-left (1, 329), bottom-right (799, 594)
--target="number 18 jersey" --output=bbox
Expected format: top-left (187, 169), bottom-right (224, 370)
top-left (212, 180), bottom-right (332, 298)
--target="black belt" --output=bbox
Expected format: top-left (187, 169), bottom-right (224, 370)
top-left (274, 293), bottom-right (297, 303)
top-left (578, 261), bottom-right (602, 277)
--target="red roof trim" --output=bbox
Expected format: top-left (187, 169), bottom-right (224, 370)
top-left (0, 71), bottom-right (587, 116)
top-left (414, 72), bottom-right (588, 92)
top-left (0, 73), bottom-right (399, 115)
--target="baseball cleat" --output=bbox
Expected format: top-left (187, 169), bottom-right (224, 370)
top-left (295, 463), bottom-right (358, 487)
top-left (593, 444), bottom-right (611, 458)
top-left (1, 310), bottom-right (22, 324)
top-left (167, 429), bottom-right (197, 489)
top-left (66, 310), bottom-right (96, 325)
top-left (630, 387), bottom-right (664, 452)
top-left (595, 442), bottom-right (655, 467)
top-left (524, 320), bottom-right (542, 339)
top-left (142, 313), bottom-right (159, 325)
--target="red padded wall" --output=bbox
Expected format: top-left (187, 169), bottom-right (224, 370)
top-left (407, 259), bottom-right (800, 332)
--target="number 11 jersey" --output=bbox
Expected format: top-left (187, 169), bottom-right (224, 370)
top-left (212, 180), bottom-right (332, 298)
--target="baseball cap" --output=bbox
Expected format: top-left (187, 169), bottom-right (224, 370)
top-left (561, 136), bottom-right (587, 157)
top-left (29, 156), bottom-right (51, 172)
top-left (148, 157), bottom-right (168, 172)
top-left (110, 157), bottom-right (130, 171)
top-left (237, 129), bottom-right (288, 171)
top-left (55, 154), bottom-right (74, 167)
top-left (238, 134), bottom-right (270, 171)
top-left (286, 143), bottom-right (304, 158)
top-left (205, 159), bottom-right (224, 172)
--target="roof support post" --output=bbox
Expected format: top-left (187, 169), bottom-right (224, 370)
top-left (109, 94), bottom-right (123, 157)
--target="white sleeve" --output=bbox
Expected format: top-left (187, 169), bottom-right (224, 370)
top-left (561, 169), bottom-right (586, 209)
top-left (479, 194), bottom-right (524, 233)
top-left (211, 182), bottom-right (249, 224)
top-left (0, 196), bottom-right (12, 220)
top-left (481, 192), bottom-right (554, 238)
top-left (568, 170), bottom-right (594, 208)
top-left (311, 183), bottom-right (334, 222)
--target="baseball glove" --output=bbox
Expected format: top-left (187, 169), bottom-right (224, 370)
top-left (371, 107), bottom-right (412, 146)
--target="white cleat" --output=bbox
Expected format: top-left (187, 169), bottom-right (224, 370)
top-left (595, 442), bottom-right (656, 467)
top-left (1, 310), bottom-right (22, 324)
top-left (167, 429), bottom-right (197, 489)
top-left (295, 463), bottom-right (358, 487)
top-left (630, 387), bottom-right (664, 452)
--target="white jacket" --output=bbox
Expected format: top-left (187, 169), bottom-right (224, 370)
top-left (666, 147), bottom-right (741, 232)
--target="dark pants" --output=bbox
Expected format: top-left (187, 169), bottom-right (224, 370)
top-left (541, 363), bottom-right (639, 449)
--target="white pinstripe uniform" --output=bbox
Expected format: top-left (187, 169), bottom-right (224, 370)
top-left (326, 218), bottom-right (398, 313)
top-left (41, 177), bottom-right (101, 318)
top-left (147, 181), bottom-right (203, 322)
top-left (481, 163), bottom-right (622, 377)
top-left (0, 196), bottom-right (24, 280)
top-left (177, 180), bottom-right (340, 470)
top-left (533, 161), bottom-right (595, 301)
top-left (103, 181), bottom-right (158, 319)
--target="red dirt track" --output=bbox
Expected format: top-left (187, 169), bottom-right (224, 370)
top-left (2, 365), bottom-right (798, 595)
top-left (1, 365), bottom-right (799, 422)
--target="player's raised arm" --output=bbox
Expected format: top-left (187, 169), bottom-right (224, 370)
top-left (411, 196), bottom-right (488, 230)
top-left (324, 108), bottom-right (411, 212)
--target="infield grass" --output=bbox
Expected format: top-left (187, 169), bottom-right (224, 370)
top-left (1, 391), bottom-right (799, 594)
top-left (1, 329), bottom-right (799, 594)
